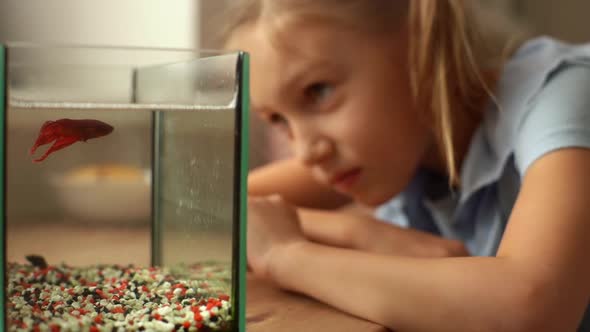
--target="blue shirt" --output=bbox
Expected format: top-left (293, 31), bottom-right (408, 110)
top-left (374, 36), bottom-right (590, 330)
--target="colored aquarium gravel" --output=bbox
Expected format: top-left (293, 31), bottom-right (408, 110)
top-left (7, 256), bottom-right (233, 332)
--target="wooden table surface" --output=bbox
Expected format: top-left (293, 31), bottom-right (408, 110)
top-left (247, 274), bottom-right (390, 332)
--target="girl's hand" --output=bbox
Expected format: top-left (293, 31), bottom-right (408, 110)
top-left (247, 195), bottom-right (307, 279)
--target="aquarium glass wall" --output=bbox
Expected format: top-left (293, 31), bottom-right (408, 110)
top-left (1, 44), bottom-right (248, 332)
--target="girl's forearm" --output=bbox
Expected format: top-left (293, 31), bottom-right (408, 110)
top-left (298, 208), bottom-right (468, 258)
top-left (269, 242), bottom-right (577, 332)
top-left (248, 158), bottom-right (352, 209)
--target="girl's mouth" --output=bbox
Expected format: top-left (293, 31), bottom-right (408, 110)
top-left (331, 168), bottom-right (362, 192)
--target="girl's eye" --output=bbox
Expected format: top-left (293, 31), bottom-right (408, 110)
top-left (304, 82), bottom-right (332, 103)
top-left (268, 113), bottom-right (287, 125)
top-left (267, 113), bottom-right (292, 138)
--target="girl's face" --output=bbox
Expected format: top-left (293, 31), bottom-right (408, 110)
top-left (228, 19), bottom-right (434, 206)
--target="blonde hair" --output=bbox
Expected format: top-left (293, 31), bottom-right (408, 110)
top-left (221, 0), bottom-right (526, 184)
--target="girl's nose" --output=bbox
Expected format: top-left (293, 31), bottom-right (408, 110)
top-left (297, 137), bottom-right (335, 166)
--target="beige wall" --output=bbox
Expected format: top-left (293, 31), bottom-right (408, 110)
top-left (481, 0), bottom-right (590, 42)
top-left (515, 0), bottom-right (590, 42)
top-left (200, 0), bottom-right (233, 50)
top-left (0, 0), bottom-right (199, 48)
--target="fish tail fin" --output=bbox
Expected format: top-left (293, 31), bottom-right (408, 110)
top-left (30, 121), bottom-right (59, 155)
top-left (32, 136), bottom-right (78, 163)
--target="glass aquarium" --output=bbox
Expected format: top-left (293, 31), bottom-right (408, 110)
top-left (0, 44), bottom-right (248, 331)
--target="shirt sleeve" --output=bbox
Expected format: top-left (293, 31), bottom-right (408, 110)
top-left (514, 63), bottom-right (590, 176)
top-left (374, 195), bottom-right (410, 228)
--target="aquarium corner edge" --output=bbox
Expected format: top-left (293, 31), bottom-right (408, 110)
top-left (0, 43), bottom-right (6, 330)
top-left (238, 50), bottom-right (249, 332)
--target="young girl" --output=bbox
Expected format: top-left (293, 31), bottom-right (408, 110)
top-left (224, 0), bottom-right (590, 330)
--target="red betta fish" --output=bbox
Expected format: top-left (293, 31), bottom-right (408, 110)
top-left (30, 118), bottom-right (114, 162)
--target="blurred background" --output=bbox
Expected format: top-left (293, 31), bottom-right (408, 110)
top-left (2, 0), bottom-right (590, 49)
top-left (0, 0), bottom-right (589, 224)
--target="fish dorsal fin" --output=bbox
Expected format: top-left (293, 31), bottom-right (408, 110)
top-left (39, 120), bottom-right (55, 130)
